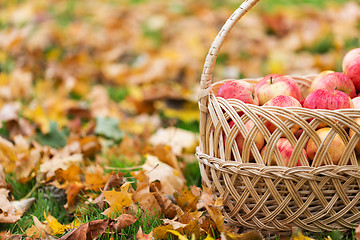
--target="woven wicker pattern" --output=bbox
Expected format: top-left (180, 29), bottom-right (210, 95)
top-left (197, 0), bottom-right (360, 234)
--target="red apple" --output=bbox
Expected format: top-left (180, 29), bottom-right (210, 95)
top-left (349, 118), bottom-right (360, 156)
top-left (308, 70), bottom-right (334, 94)
top-left (342, 48), bottom-right (360, 91)
top-left (254, 74), bottom-right (282, 92)
top-left (261, 138), bottom-right (307, 166)
top-left (303, 89), bottom-right (353, 110)
top-left (310, 72), bottom-right (356, 98)
top-left (263, 95), bottom-right (302, 134)
top-left (217, 80), bottom-right (259, 105)
top-left (228, 120), bottom-right (264, 160)
top-left (306, 127), bottom-right (346, 165)
top-left (255, 75), bottom-right (301, 105)
top-left (352, 97), bottom-right (360, 109)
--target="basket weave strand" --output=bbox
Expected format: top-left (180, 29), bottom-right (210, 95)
top-left (196, 0), bottom-right (360, 234)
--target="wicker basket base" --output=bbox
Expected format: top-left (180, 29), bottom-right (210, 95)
top-left (197, 150), bottom-right (360, 235)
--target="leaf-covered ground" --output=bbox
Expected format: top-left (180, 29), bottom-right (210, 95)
top-left (1, 0), bottom-right (360, 239)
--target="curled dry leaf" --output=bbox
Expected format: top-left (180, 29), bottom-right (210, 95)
top-left (150, 181), bottom-right (182, 219)
top-left (59, 214), bottom-right (137, 240)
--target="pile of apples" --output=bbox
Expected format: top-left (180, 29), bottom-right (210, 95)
top-left (216, 48), bottom-right (360, 167)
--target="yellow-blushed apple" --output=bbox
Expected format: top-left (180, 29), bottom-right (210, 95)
top-left (306, 127), bottom-right (346, 165)
top-left (352, 97), bottom-right (360, 109)
top-left (255, 75), bottom-right (301, 105)
top-left (311, 72), bottom-right (356, 98)
top-left (308, 70), bottom-right (334, 94)
top-left (261, 138), bottom-right (307, 166)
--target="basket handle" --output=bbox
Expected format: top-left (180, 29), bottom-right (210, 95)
top-left (199, 0), bottom-right (261, 102)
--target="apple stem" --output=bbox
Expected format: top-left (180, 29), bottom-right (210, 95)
top-left (270, 76), bottom-right (273, 84)
top-left (252, 93), bottom-right (255, 100)
top-left (334, 86), bottom-right (338, 90)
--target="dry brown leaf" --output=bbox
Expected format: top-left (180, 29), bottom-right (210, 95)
top-left (162, 219), bottom-right (187, 230)
top-left (25, 215), bottom-right (52, 238)
top-left (136, 227), bottom-right (153, 240)
top-left (205, 198), bottom-right (225, 233)
top-left (221, 230), bottom-right (264, 240)
top-left (142, 155), bottom-right (184, 195)
top-left (59, 214), bottom-right (137, 240)
top-left (131, 170), bottom-right (161, 216)
top-left (150, 181), bottom-right (182, 219)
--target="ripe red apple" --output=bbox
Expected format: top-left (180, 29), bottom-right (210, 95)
top-left (310, 72), bottom-right (356, 98)
top-left (254, 74), bottom-right (282, 92)
top-left (349, 118), bottom-right (360, 156)
top-left (228, 120), bottom-right (264, 160)
top-left (352, 97), bottom-right (360, 109)
top-left (308, 70), bottom-right (334, 94)
top-left (342, 48), bottom-right (360, 91)
top-left (315, 72), bottom-right (356, 97)
top-left (303, 89), bottom-right (353, 110)
top-left (217, 80), bottom-right (259, 105)
top-left (263, 95), bottom-right (302, 134)
top-left (261, 138), bottom-right (307, 166)
top-left (306, 127), bottom-right (346, 165)
top-left (255, 75), bottom-right (301, 105)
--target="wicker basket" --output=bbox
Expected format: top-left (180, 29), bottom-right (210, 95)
top-left (196, 0), bottom-right (360, 235)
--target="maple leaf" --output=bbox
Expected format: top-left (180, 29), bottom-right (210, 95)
top-left (44, 212), bottom-right (69, 235)
top-left (174, 186), bottom-right (200, 212)
top-left (102, 182), bottom-right (133, 218)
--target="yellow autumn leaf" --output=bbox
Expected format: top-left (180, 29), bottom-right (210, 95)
top-left (102, 182), bottom-right (133, 218)
top-left (292, 229), bottom-right (315, 240)
top-left (44, 212), bottom-right (68, 235)
top-left (167, 230), bottom-right (188, 240)
top-left (204, 234), bottom-right (215, 240)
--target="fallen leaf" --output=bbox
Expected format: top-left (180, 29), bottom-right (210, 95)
top-left (150, 181), bottom-right (182, 219)
top-left (44, 212), bottom-right (68, 235)
top-left (136, 227), bottom-right (153, 240)
top-left (59, 214), bottom-right (137, 240)
top-left (142, 155), bottom-right (184, 195)
top-left (149, 127), bottom-right (198, 156)
top-left (95, 117), bottom-right (123, 141)
top-left (204, 198), bottom-right (225, 233)
top-left (167, 229), bottom-right (188, 240)
top-left (25, 215), bottom-right (52, 238)
top-left (93, 172), bottom-right (124, 209)
top-left (102, 182), bottom-right (133, 218)
top-left (223, 230), bottom-right (264, 240)
top-left (110, 214), bottom-right (138, 233)
top-left (131, 170), bottom-right (161, 216)
top-left (291, 229), bottom-right (314, 240)
top-left (0, 188), bottom-right (35, 224)
top-left (174, 186), bottom-right (200, 212)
